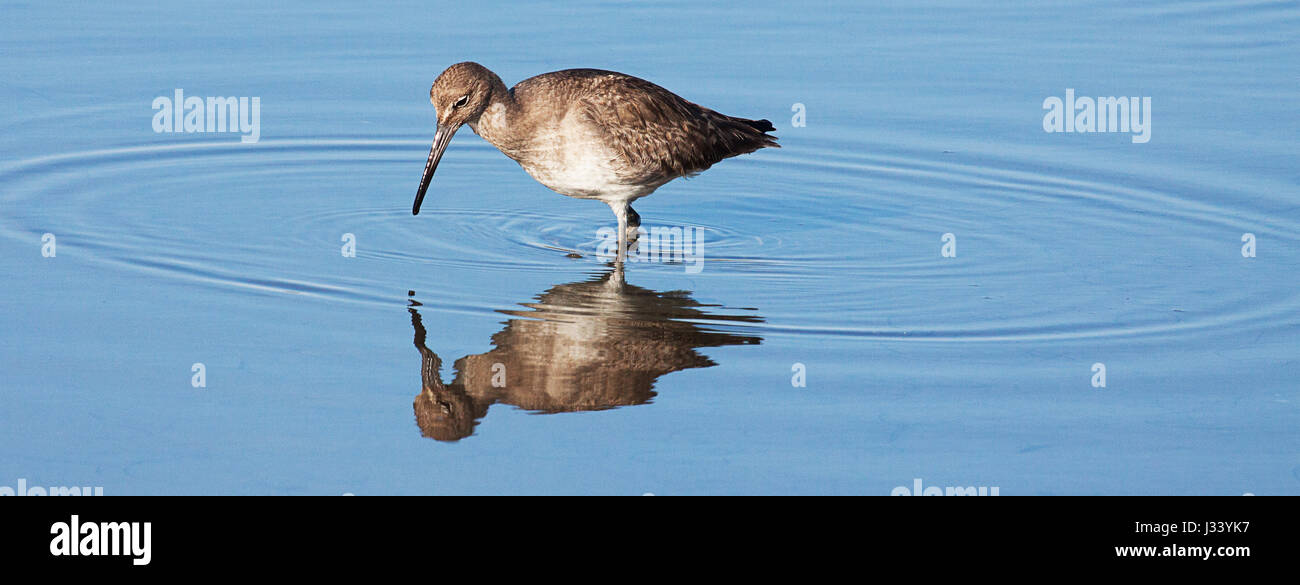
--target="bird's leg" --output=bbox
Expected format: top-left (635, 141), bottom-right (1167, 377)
top-left (614, 205), bottom-right (628, 262)
top-left (607, 200), bottom-right (634, 262)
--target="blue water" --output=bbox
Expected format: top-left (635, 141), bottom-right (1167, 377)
top-left (1, 1), bottom-right (1297, 495)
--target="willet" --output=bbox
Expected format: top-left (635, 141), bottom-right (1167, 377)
top-left (408, 267), bottom-right (762, 441)
top-left (413, 62), bottom-right (779, 259)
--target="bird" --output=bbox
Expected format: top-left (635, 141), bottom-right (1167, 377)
top-left (408, 266), bottom-right (762, 441)
top-left (412, 62), bottom-right (779, 259)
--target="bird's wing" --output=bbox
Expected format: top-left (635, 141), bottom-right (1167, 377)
top-left (571, 72), bottom-right (778, 184)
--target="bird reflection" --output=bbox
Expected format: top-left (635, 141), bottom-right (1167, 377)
top-left (409, 266), bottom-right (762, 442)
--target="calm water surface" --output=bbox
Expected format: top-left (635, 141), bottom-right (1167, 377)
top-left (1, 1), bottom-right (1297, 494)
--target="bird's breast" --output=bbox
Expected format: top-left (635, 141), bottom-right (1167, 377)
top-left (476, 101), bottom-right (658, 202)
top-left (520, 127), bottom-right (643, 200)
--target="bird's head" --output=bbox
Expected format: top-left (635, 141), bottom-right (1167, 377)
top-left (413, 62), bottom-right (500, 215)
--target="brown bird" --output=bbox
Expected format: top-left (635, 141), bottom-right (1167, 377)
top-left (413, 62), bottom-right (779, 258)
top-left (408, 266), bottom-right (762, 441)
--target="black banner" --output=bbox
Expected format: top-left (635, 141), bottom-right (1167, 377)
top-left (2, 496), bottom-right (1284, 572)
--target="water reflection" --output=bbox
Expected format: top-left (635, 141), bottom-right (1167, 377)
top-left (408, 266), bottom-right (763, 441)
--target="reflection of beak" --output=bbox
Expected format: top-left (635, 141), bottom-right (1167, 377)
top-left (413, 123), bottom-right (458, 215)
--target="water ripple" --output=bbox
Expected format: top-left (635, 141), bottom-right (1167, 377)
top-left (1, 135), bottom-right (1295, 344)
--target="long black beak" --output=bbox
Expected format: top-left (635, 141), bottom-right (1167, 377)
top-left (413, 124), bottom-right (457, 215)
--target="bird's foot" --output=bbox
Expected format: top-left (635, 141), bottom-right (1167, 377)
top-left (625, 207), bottom-right (642, 246)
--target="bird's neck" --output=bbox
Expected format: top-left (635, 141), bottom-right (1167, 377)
top-left (468, 75), bottom-right (524, 158)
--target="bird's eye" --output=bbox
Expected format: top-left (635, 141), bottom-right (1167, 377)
top-left (453, 95), bottom-right (469, 109)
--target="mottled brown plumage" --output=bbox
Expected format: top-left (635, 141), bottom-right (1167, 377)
top-left (409, 268), bottom-right (762, 442)
top-left (413, 62), bottom-right (779, 258)
top-left (558, 69), bottom-right (778, 183)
